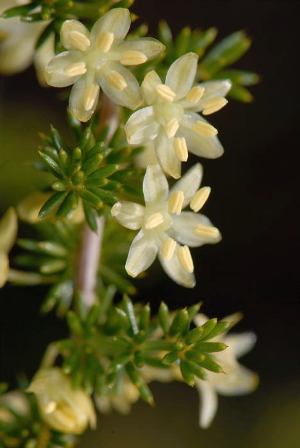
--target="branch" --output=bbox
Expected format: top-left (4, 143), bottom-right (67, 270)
top-left (75, 95), bottom-right (119, 311)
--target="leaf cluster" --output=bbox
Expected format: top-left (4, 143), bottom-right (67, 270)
top-left (56, 297), bottom-right (229, 405)
top-left (37, 119), bottom-right (143, 231)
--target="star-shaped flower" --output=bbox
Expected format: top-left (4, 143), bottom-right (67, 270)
top-left (45, 8), bottom-right (165, 122)
top-left (125, 53), bottom-right (231, 178)
top-left (0, 207), bottom-right (17, 288)
top-left (111, 163), bottom-right (221, 287)
top-left (194, 313), bottom-right (258, 428)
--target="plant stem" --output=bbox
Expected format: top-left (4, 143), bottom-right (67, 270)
top-left (75, 95), bottom-right (119, 311)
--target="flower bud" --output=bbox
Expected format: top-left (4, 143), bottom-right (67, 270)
top-left (28, 368), bottom-right (96, 434)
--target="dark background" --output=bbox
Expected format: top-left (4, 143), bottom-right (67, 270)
top-left (1, 1), bottom-right (300, 447)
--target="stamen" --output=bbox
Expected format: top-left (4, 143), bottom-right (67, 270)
top-left (190, 187), bottom-right (211, 212)
top-left (68, 31), bottom-right (91, 52)
top-left (45, 401), bottom-right (57, 414)
top-left (106, 70), bottom-right (127, 91)
top-left (178, 246), bottom-right (194, 273)
top-left (144, 212), bottom-right (164, 229)
top-left (174, 137), bottom-right (188, 161)
top-left (186, 86), bottom-right (205, 104)
top-left (202, 97), bottom-right (228, 115)
top-left (165, 118), bottom-right (179, 138)
top-left (156, 84), bottom-right (176, 102)
top-left (120, 50), bottom-right (148, 65)
top-left (84, 84), bottom-right (99, 111)
top-left (193, 120), bottom-right (218, 137)
top-left (64, 62), bottom-right (87, 77)
top-left (97, 31), bottom-right (114, 53)
top-left (160, 238), bottom-right (177, 260)
top-left (168, 191), bottom-right (184, 215)
top-left (195, 225), bottom-right (220, 239)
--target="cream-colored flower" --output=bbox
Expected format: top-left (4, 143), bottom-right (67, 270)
top-left (96, 378), bottom-right (140, 415)
top-left (111, 164), bottom-right (221, 287)
top-left (28, 368), bottom-right (96, 435)
top-left (125, 53), bottom-right (231, 178)
top-left (0, 207), bottom-right (17, 288)
top-left (0, 390), bottom-right (29, 423)
top-left (194, 313), bottom-right (258, 428)
top-left (45, 8), bottom-right (165, 122)
top-left (0, 0), bottom-right (49, 75)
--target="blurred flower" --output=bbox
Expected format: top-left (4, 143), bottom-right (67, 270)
top-left (0, 0), bottom-right (50, 75)
top-left (28, 368), bottom-right (96, 435)
top-left (96, 379), bottom-right (140, 415)
top-left (125, 53), bottom-right (231, 178)
top-left (111, 164), bottom-right (221, 287)
top-left (46, 8), bottom-right (165, 122)
top-left (0, 390), bottom-right (29, 423)
top-left (0, 207), bottom-right (17, 288)
top-left (194, 313), bottom-right (258, 428)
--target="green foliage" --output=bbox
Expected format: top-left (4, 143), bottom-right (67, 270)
top-left (55, 298), bottom-right (228, 403)
top-left (0, 391), bottom-right (74, 447)
top-left (37, 120), bottom-right (143, 231)
top-left (133, 21), bottom-right (259, 103)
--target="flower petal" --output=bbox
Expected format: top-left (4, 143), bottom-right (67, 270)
top-left (118, 38), bottom-right (165, 62)
top-left (179, 113), bottom-right (224, 159)
top-left (0, 208), bottom-right (17, 253)
top-left (224, 333), bottom-right (257, 359)
top-left (125, 106), bottom-right (159, 145)
top-left (0, 252), bottom-right (9, 288)
top-left (90, 8), bottom-right (130, 43)
top-left (171, 212), bottom-right (221, 247)
top-left (99, 62), bottom-right (142, 110)
top-left (184, 80), bottom-right (232, 112)
top-left (125, 231), bottom-right (158, 277)
top-left (111, 201), bottom-right (145, 230)
top-left (34, 34), bottom-right (55, 86)
top-left (165, 53), bottom-right (198, 100)
top-left (170, 163), bottom-right (203, 208)
top-left (155, 132), bottom-right (181, 179)
top-left (135, 142), bottom-right (158, 168)
top-left (143, 164), bottom-right (169, 204)
top-left (196, 381), bottom-right (218, 428)
top-left (46, 51), bottom-right (83, 88)
top-left (141, 70), bottom-right (162, 104)
top-left (69, 76), bottom-right (100, 122)
top-left (159, 248), bottom-right (196, 288)
top-left (216, 365), bottom-right (259, 396)
top-left (60, 20), bottom-right (90, 51)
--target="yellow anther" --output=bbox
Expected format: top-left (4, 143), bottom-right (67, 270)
top-left (165, 118), bottom-right (179, 138)
top-left (64, 62), bottom-right (87, 77)
top-left (97, 32), bottom-right (114, 53)
top-left (190, 187), bottom-right (211, 212)
top-left (84, 84), bottom-right (99, 111)
top-left (106, 70), bottom-right (127, 91)
top-left (144, 212), bottom-right (164, 230)
top-left (68, 31), bottom-right (91, 52)
top-left (202, 97), bottom-right (228, 115)
top-left (194, 225), bottom-right (220, 239)
top-left (156, 84), bottom-right (176, 102)
top-left (186, 86), bottom-right (205, 104)
top-left (168, 191), bottom-right (184, 215)
top-left (178, 245), bottom-right (194, 273)
top-left (193, 120), bottom-right (218, 137)
top-left (174, 137), bottom-right (188, 162)
top-left (160, 238), bottom-right (177, 261)
top-left (120, 50), bottom-right (148, 66)
top-left (45, 401), bottom-right (57, 415)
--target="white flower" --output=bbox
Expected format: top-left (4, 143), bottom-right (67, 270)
top-left (45, 8), bottom-right (165, 122)
top-left (125, 53), bottom-right (231, 178)
top-left (96, 378), bottom-right (139, 415)
top-left (194, 313), bottom-right (258, 428)
top-left (28, 368), bottom-right (96, 435)
top-left (0, 207), bottom-right (17, 288)
top-left (0, 0), bottom-right (49, 75)
top-left (111, 163), bottom-right (221, 287)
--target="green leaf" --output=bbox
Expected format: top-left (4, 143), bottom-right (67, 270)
top-left (158, 302), bottom-right (170, 335)
top-left (83, 202), bottom-right (98, 232)
top-left (67, 311), bottom-right (83, 336)
top-left (215, 69), bottom-right (260, 86)
top-left (158, 20), bottom-right (173, 46)
top-left (56, 191), bottom-right (78, 218)
top-left (228, 83), bottom-right (254, 103)
top-left (169, 309), bottom-right (189, 337)
top-left (39, 192), bottom-right (67, 218)
top-left (38, 151), bottom-right (64, 177)
top-left (193, 341), bottom-right (228, 353)
top-left (180, 360), bottom-right (195, 386)
top-left (200, 31), bottom-right (251, 77)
